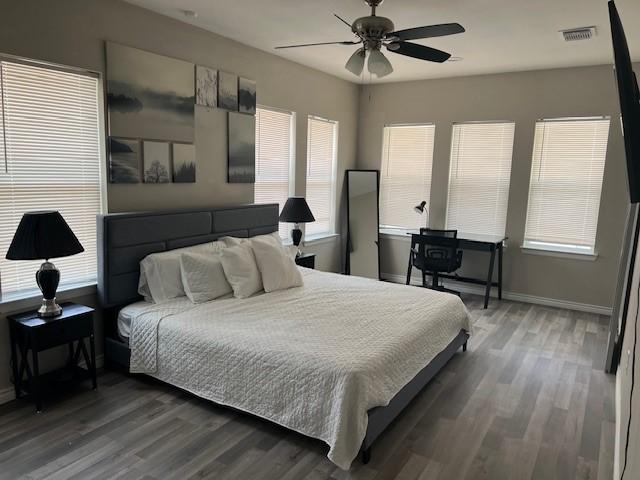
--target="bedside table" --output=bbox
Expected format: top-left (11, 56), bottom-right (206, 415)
top-left (295, 253), bottom-right (316, 269)
top-left (8, 302), bottom-right (97, 412)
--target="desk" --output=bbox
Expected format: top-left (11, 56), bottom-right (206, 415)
top-left (404, 231), bottom-right (507, 309)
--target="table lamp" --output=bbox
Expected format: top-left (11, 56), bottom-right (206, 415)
top-left (414, 200), bottom-right (429, 229)
top-left (5, 211), bottom-right (84, 317)
top-left (279, 197), bottom-right (315, 252)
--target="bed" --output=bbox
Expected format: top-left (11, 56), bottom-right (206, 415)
top-left (98, 204), bottom-right (472, 469)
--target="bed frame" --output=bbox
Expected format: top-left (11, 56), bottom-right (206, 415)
top-left (97, 204), bottom-right (469, 464)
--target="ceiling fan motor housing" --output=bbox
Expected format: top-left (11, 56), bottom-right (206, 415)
top-left (352, 15), bottom-right (395, 48)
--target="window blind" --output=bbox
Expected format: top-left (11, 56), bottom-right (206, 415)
top-left (446, 122), bottom-right (515, 236)
top-left (379, 124), bottom-right (435, 229)
top-left (0, 60), bottom-right (102, 297)
top-left (524, 117), bottom-right (610, 254)
top-left (255, 106), bottom-right (294, 239)
top-left (305, 116), bottom-right (337, 236)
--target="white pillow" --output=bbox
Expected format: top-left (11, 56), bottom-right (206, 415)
top-left (221, 231), bottom-right (282, 248)
top-left (251, 236), bottom-right (303, 292)
top-left (219, 243), bottom-right (264, 298)
top-left (180, 252), bottom-right (232, 303)
top-left (140, 241), bottom-right (226, 303)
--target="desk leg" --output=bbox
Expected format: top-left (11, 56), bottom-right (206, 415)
top-left (406, 255), bottom-right (413, 285)
top-left (498, 244), bottom-right (503, 300)
top-left (484, 248), bottom-right (496, 309)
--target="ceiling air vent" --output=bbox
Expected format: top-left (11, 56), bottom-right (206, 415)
top-left (560, 26), bottom-right (597, 42)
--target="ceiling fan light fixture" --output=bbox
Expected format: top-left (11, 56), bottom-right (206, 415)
top-left (368, 49), bottom-right (393, 78)
top-left (345, 48), bottom-right (366, 76)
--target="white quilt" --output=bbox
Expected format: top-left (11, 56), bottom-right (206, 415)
top-left (129, 268), bottom-right (472, 469)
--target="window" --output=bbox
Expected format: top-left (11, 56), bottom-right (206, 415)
top-left (305, 116), bottom-right (337, 236)
top-left (446, 121), bottom-right (515, 236)
top-left (379, 124), bottom-right (435, 229)
top-left (524, 117), bottom-right (610, 255)
top-left (255, 106), bottom-right (295, 238)
top-left (0, 60), bottom-right (103, 297)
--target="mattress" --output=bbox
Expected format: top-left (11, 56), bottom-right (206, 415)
top-left (126, 268), bottom-right (472, 469)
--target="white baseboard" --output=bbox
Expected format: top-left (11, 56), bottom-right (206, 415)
top-left (381, 273), bottom-right (613, 316)
top-left (0, 354), bottom-right (105, 406)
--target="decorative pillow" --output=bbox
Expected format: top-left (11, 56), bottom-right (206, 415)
top-left (219, 243), bottom-right (264, 298)
top-left (139, 240), bottom-right (226, 303)
top-left (221, 231), bottom-right (282, 248)
top-left (180, 252), bottom-right (233, 303)
top-left (251, 236), bottom-right (303, 293)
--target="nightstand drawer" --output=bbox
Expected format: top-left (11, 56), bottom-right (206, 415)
top-left (34, 315), bottom-right (93, 350)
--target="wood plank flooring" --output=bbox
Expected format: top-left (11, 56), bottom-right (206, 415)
top-left (0, 295), bottom-right (614, 480)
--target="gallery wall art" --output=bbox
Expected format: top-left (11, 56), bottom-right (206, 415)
top-left (173, 143), bottom-right (196, 183)
top-left (195, 66), bottom-right (217, 108)
top-left (106, 41), bottom-right (258, 186)
top-left (218, 71), bottom-right (238, 111)
top-left (109, 137), bottom-right (140, 183)
top-left (143, 140), bottom-right (171, 183)
top-left (106, 42), bottom-right (195, 142)
top-left (228, 112), bottom-right (255, 183)
top-left (238, 77), bottom-right (256, 115)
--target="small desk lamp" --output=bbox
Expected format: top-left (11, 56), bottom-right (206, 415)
top-left (5, 211), bottom-right (84, 317)
top-left (414, 200), bottom-right (429, 229)
top-left (279, 197), bottom-right (315, 253)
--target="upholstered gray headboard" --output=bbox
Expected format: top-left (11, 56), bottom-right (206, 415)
top-left (97, 203), bottom-right (279, 308)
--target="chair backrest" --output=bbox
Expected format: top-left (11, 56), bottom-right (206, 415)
top-left (419, 228), bottom-right (458, 238)
top-left (411, 233), bottom-right (461, 272)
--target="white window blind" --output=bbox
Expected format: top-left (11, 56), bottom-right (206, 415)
top-left (0, 60), bottom-right (102, 297)
top-left (305, 116), bottom-right (337, 236)
top-left (255, 106), bottom-right (294, 239)
top-left (524, 117), bottom-right (610, 254)
top-left (446, 121), bottom-right (515, 236)
top-left (379, 124), bottom-right (435, 229)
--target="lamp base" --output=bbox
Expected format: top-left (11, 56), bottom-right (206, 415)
top-left (36, 261), bottom-right (62, 318)
top-left (38, 298), bottom-right (62, 318)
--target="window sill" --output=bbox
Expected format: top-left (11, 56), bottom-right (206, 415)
top-left (0, 281), bottom-right (97, 313)
top-left (379, 228), bottom-right (413, 239)
top-left (304, 233), bottom-right (340, 246)
top-left (521, 245), bottom-right (598, 261)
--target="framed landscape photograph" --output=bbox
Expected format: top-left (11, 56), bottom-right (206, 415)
top-left (106, 43), bottom-right (195, 142)
top-left (109, 137), bottom-right (140, 183)
top-left (195, 65), bottom-right (217, 108)
top-left (218, 71), bottom-right (238, 111)
top-left (228, 111), bottom-right (255, 183)
top-left (172, 143), bottom-right (196, 183)
top-left (238, 77), bottom-right (256, 115)
top-left (143, 140), bottom-right (171, 183)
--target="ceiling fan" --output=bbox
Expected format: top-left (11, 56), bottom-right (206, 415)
top-left (275, 0), bottom-right (465, 78)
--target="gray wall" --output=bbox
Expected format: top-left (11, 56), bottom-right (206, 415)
top-left (0, 0), bottom-right (358, 399)
top-left (357, 65), bottom-right (631, 309)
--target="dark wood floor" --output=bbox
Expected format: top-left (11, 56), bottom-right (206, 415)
top-left (0, 295), bottom-right (614, 480)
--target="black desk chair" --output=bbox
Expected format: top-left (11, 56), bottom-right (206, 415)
top-left (407, 232), bottom-right (463, 292)
top-left (420, 228), bottom-right (458, 238)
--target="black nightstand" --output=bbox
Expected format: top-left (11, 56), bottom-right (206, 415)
top-left (295, 253), bottom-right (316, 269)
top-left (8, 302), bottom-right (97, 412)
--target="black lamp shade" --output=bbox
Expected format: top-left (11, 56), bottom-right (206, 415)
top-left (5, 211), bottom-right (84, 260)
top-left (279, 197), bottom-right (315, 224)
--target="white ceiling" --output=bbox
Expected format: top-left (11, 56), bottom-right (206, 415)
top-left (124, 0), bottom-right (640, 84)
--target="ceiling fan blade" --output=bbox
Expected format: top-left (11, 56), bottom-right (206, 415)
top-left (275, 40), bottom-right (359, 49)
top-left (386, 42), bottom-right (451, 63)
top-left (334, 13), bottom-right (352, 28)
top-left (389, 23), bottom-right (465, 41)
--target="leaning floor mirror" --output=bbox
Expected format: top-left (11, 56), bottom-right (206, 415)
top-left (345, 169), bottom-right (380, 279)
